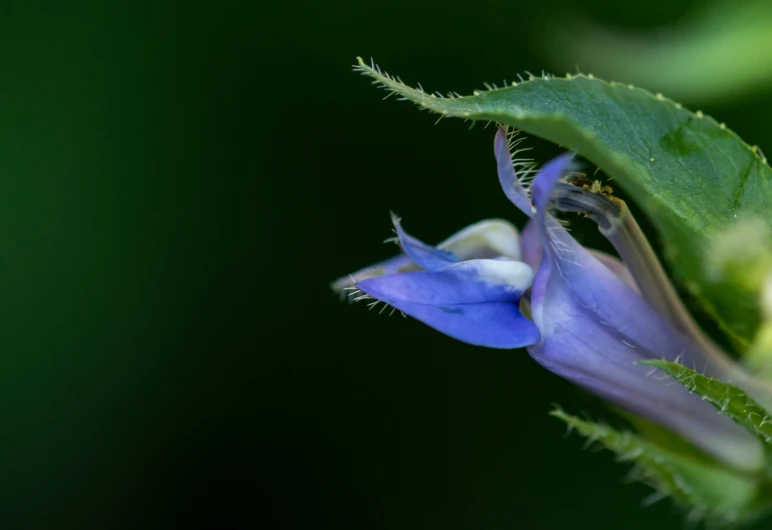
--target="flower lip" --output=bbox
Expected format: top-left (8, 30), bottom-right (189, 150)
top-left (358, 259), bottom-right (533, 306)
top-left (355, 258), bottom-right (540, 349)
top-left (343, 216), bottom-right (541, 349)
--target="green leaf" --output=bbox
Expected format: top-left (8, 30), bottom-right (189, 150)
top-left (552, 409), bottom-right (766, 524)
top-left (640, 360), bottom-right (772, 446)
top-left (354, 58), bottom-right (772, 346)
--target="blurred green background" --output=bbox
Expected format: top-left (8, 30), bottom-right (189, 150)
top-left (1, 0), bottom-right (770, 528)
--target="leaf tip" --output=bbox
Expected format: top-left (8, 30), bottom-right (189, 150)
top-left (635, 359), bottom-right (666, 368)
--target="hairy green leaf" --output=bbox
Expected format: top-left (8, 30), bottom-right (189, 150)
top-left (552, 409), bottom-right (765, 524)
top-left (640, 360), bottom-right (772, 445)
top-left (354, 57), bottom-right (772, 346)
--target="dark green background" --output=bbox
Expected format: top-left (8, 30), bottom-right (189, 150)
top-left (1, 1), bottom-right (770, 528)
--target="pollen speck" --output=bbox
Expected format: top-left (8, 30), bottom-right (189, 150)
top-left (675, 103), bottom-right (682, 109)
top-left (696, 110), bottom-right (704, 118)
top-left (511, 81), bottom-right (518, 86)
top-left (587, 73), bottom-right (594, 79)
top-left (656, 93), bottom-right (664, 100)
top-left (566, 73), bottom-right (572, 79)
top-left (720, 123), bottom-right (726, 129)
top-left (649, 157), bottom-right (655, 163)
top-left (627, 84), bottom-right (634, 89)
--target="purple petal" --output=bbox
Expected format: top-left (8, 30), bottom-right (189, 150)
top-left (495, 127), bottom-right (534, 216)
top-left (518, 220), bottom-right (542, 272)
top-left (437, 219), bottom-right (521, 261)
top-left (529, 153), bottom-right (575, 211)
top-left (391, 213), bottom-right (458, 270)
top-left (332, 253), bottom-right (416, 294)
top-left (588, 250), bottom-right (639, 293)
top-left (359, 259), bottom-right (533, 305)
top-left (357, 259), bottom-right (540, 348)
top-left (382, 300), bottom-right (540, 348)
top-left (530, 279), bottom-right (761, 469)
top-left (333, 219), bottom-right (522, 292)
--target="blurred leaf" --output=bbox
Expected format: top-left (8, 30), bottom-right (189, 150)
top-left (747, 322), bottom-right (772, 376)
top-left (541, 0), bottom-right (772, 105)
top-left (706, 218), bottom-right (772, 295)
top-left (618, 410), bottom-right (719, 464)
top-left (552, 409), bottom-right (765, 525)
top-left (706, 219), bottom-right (772, 366)
top-left (640, 360), bottom-right (772, 445)
top-left (354, 58), bottom-right (772, 346)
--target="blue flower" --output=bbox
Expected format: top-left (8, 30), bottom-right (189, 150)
top-left (334, 127), bottom-right (763, 471)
